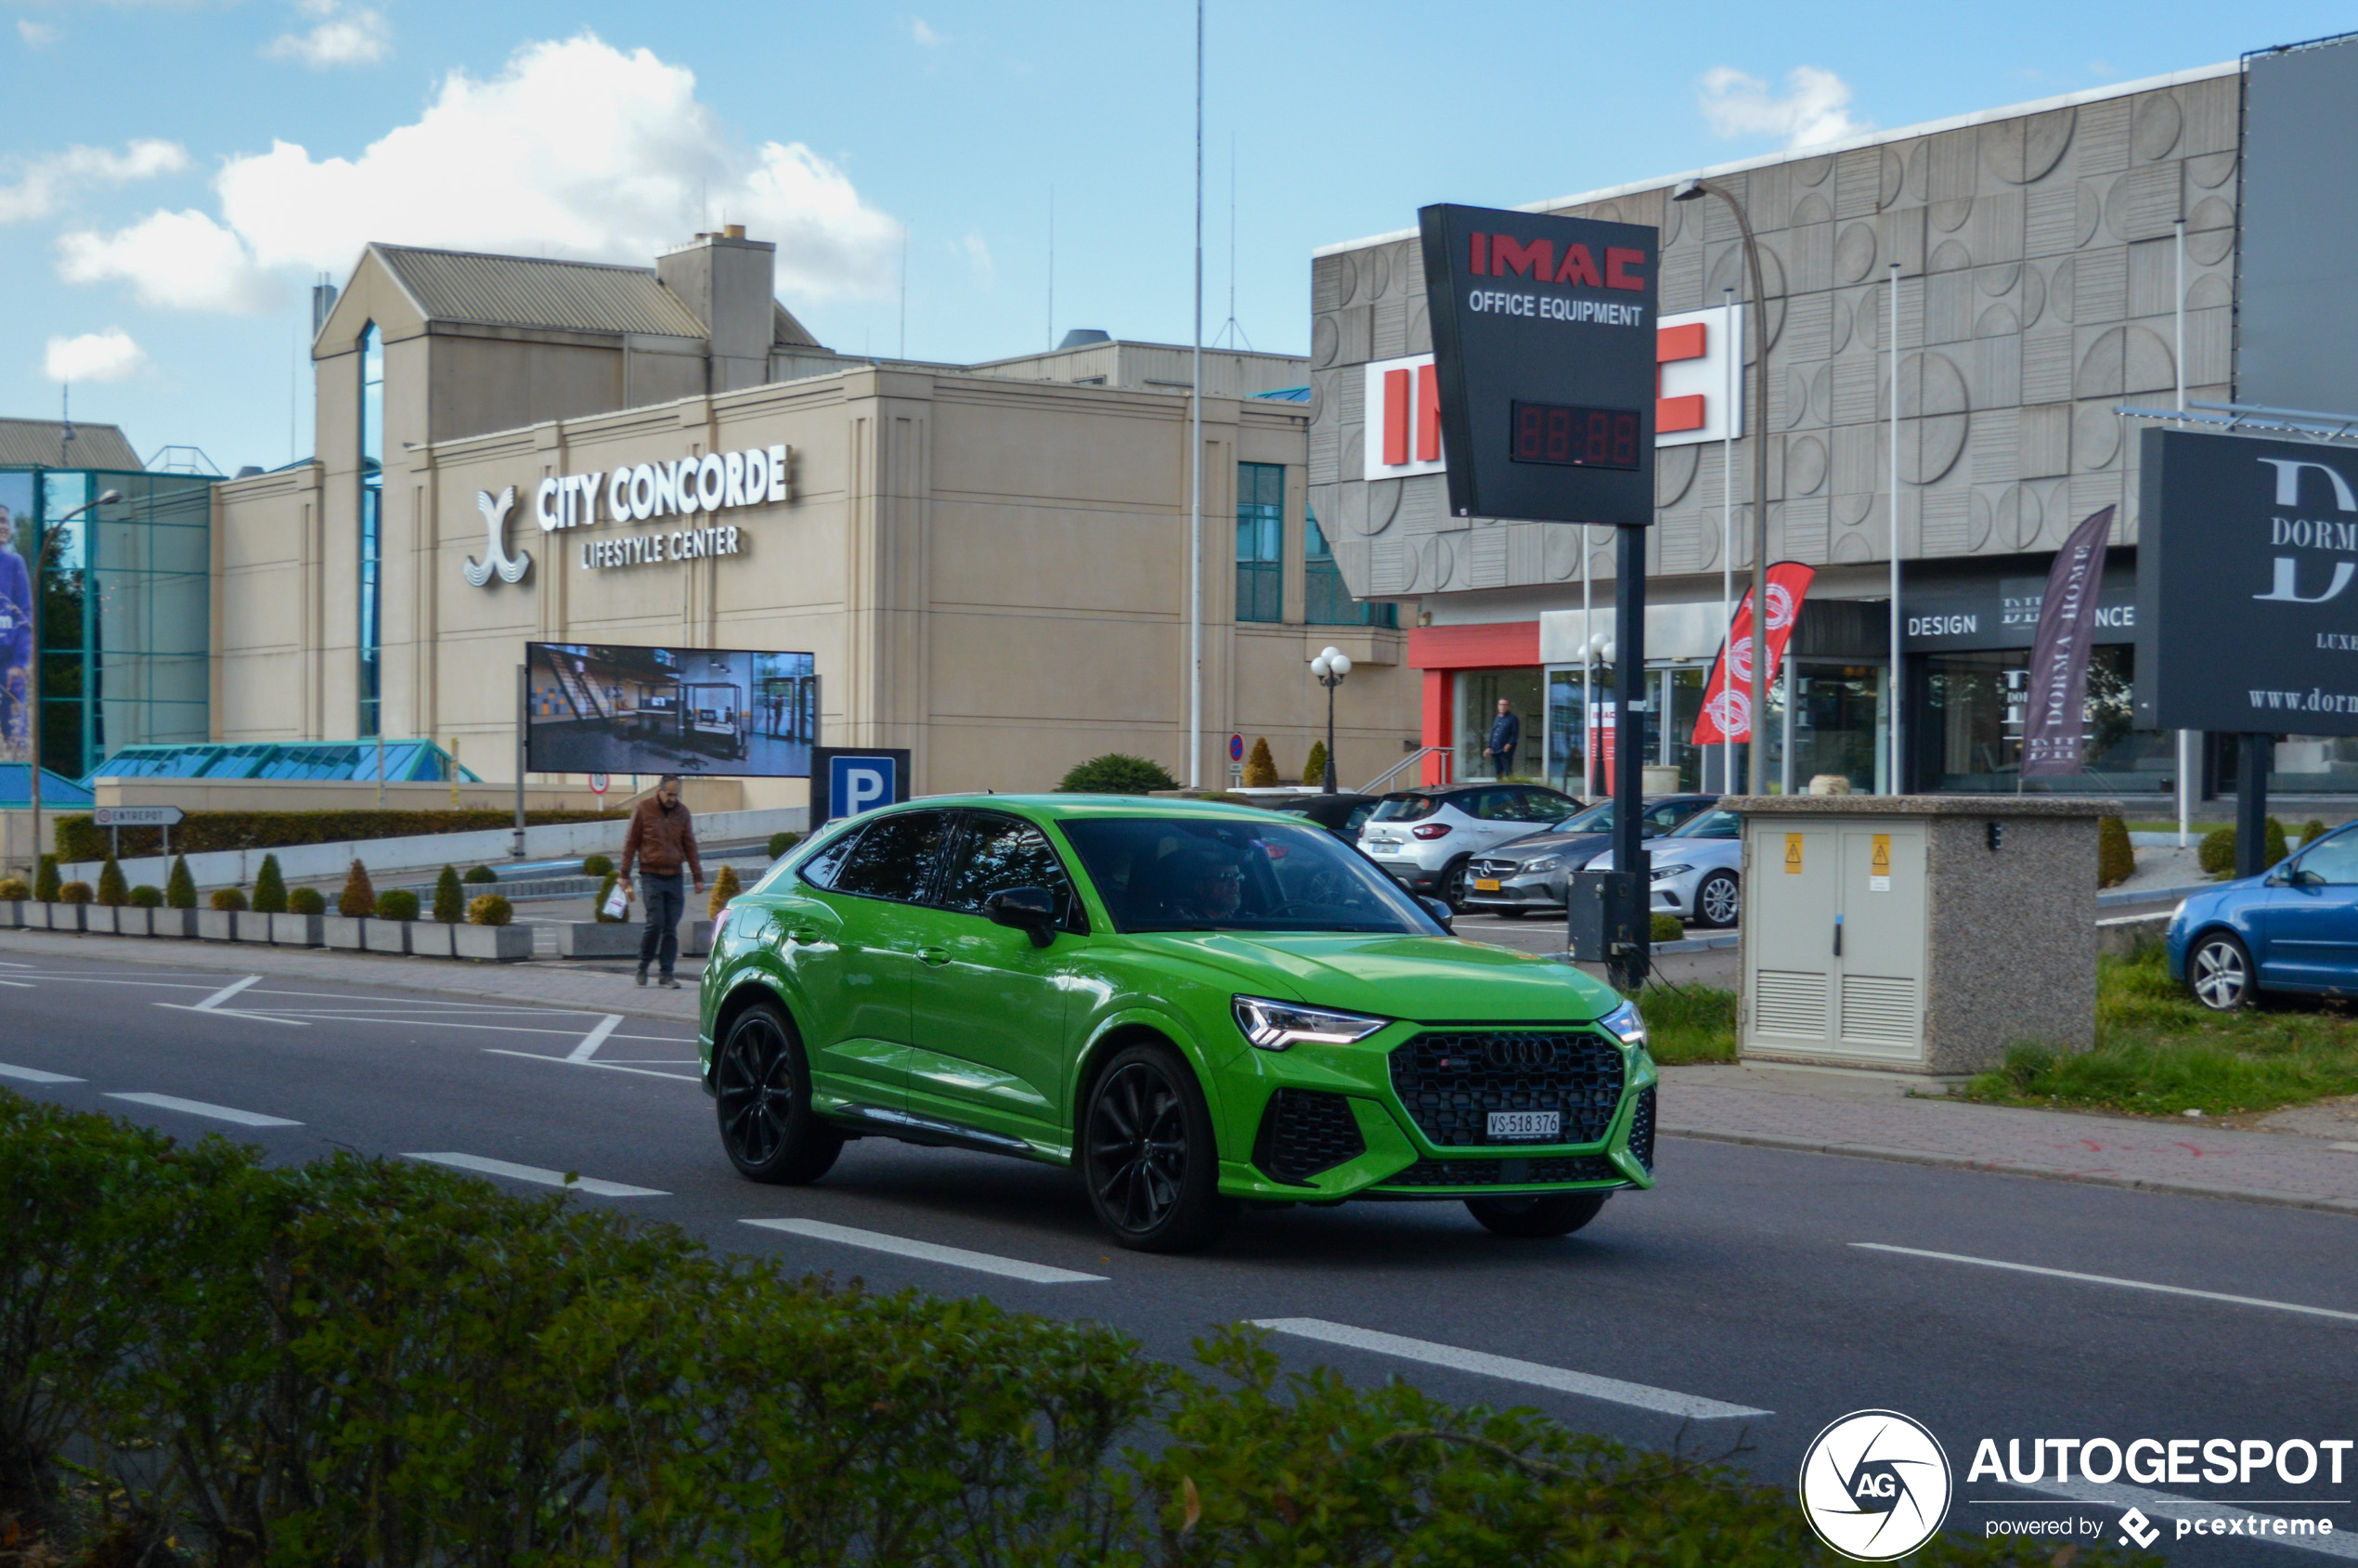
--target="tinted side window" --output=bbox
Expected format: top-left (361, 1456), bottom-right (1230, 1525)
top-left (2297, 832), bottom-right (2358, 885)
top-left (797, 825), bottom-right (863, 889)
top-left (831, 810), bottom-right (955, 901)
top-left (938, 813), bottom-right (1078, 923)
top-left (1471, 789), bottom-right (1523, 822)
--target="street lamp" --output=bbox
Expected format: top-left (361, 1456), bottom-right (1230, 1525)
top-left (1309, 645), bottom-right (1351, 794)
top-left (1672, 178), bottom-right (1773, 794)
top-left (24, 488), bottom-right (122, 876)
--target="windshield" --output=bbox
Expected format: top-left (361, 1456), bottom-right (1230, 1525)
top-left (1548, 798), bottom-right (1615, 834)
top-left (1667, 809), bottom-right (1741, 840)
top-left (1368, 793), bottom-right (1445, 823)
top-left (1057, 816), bottom-right (1444, 936)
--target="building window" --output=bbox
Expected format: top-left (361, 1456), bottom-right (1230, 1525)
top-left (1236, 461), bottom-right (1284, 624)
top-left (1304, 510), bottom-right (1396, 628)
top-left (358, 322), bottom-right (382, 738)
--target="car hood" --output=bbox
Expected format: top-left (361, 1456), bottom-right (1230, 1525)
top-left (1128, 931), bottom-right (1619, 1023)
top-left (1591, 838), bottom-right (1741, 873)
top-left (1478, 831), bottom-right (1610, 862)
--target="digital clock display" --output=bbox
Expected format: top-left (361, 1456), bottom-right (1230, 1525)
top-left (1509, 400), bottom-right (1641, 471)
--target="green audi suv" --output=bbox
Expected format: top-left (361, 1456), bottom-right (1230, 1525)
top-left (699, 796), bottom-right (1657, 1251)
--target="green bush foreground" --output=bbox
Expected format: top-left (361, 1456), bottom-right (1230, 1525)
top-left (0, 1093), bottom-right (2139, 1567)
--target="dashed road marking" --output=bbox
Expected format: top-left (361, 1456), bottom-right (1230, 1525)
top-left (1250, 1317), bottom-right (1769, 1419)
top-left (741, 1218), bottom-right (1108, 1284)
top-left (105, 1092), bottom-right (300, 1127)
top-left (403, 1152), bottom-right (667, 1198)
top-left (482, 1048), bottom-right (699, 1082)
top-left (0, 1062), bottom-right (83, 1083)
top-left (1852, 1243), bottom-right (2358, 1326)
top-left (567, 1014), bottom-right (624, 1062)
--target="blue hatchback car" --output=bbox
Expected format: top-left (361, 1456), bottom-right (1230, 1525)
top-left (2167, 823), bottom-right (2358, 1009)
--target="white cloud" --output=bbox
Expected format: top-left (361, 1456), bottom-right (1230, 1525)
top-left (18, 19), bottom-right (59, 48)
top-left (1698, 65), bottom-right (1868, 150)
top-left (264, 0), bottom-right (390, 68)
top-left (57, 33), bottom-right (902, 314)
top-left (56, 208), bottom-right (284, 312)
top-left (0, 139), bottom-right (189, 224)
top-left (907, 17), bottom-right (944, 45)
top-left (954, 229), bottom-right (991, 287)
top-left (44, 327), bottom-right (150, 383)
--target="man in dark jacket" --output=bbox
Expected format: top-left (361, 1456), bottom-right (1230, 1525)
top-left (619, 773), bottom-right (704, 988)
top-left (1485, 698), bottom-right (1521, 779)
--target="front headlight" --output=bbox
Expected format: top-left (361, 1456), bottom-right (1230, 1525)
top-left (1649, 863), bottom-right (1690, 881)
top-left (1598, 999), bottom-right (1647, 1048)
top-left (1232, 995), bottom-right (1389, 1052)
top-left (1519, 854), bottom-right (1563, 873)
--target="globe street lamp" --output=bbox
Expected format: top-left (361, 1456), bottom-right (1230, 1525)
top-left (25, 488), bottom-right (122, 875)
top-left (1310, 645), bottom-right (1351, 794)
top-left (1672, 177), bottom-right (1772, 794)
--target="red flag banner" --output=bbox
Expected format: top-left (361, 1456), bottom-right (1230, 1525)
top-left (1692, 562), bottom-right (1818, 745)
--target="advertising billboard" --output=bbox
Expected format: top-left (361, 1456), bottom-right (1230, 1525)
top-left (525, 641), bottom-right (816, 777)
top-left (1417, 201), bottom-right (1659, 525)
top-left (0, 473), bottom-right (32, 765)
top-left (2135, 428), bottom-right (2358, 735)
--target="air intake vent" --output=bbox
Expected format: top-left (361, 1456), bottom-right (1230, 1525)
top-left (1754, 971), bottom-right (1829, 1039)
top-left (1840, 974), bottom-right (1921, 1048)
top-left (1252, 1089), bottom-right (1366, 1185)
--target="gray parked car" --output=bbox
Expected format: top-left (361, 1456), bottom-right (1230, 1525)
top-left (1585, 807), bottom-right (1743, 928)
top-left (1355, 782), bottom-right (1588, 909)
top-left (1461, 794), bottom-right (1720, 917)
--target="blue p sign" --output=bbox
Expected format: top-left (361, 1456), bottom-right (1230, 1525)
top-left (830, 755), bottom-right (895, 821)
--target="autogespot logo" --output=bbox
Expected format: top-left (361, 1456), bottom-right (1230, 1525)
top-left (1799, 1409), bottom-right (1954, 1562)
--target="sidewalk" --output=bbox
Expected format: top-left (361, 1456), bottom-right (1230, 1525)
top-left (0, 928), bottom-right (701, 1024)
top-left (1660, 1062), bottom-right (2358, 1217)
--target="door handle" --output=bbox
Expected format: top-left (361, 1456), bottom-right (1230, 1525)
top-left (918, 946), bottom-right (951, 966)
top-left (1833, 914), bottom-right (1844, 957)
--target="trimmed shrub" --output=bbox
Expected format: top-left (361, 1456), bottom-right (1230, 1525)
top-left (96, 857), bottom-right (128, 908)
top-left (250, 853), bottom-right (287, 914)
top-left (767, 829), bottom-right (802, 859)
top-left (1056, 752), bottom-right (1178, 794)
top-left (375, 888), bottom-right (421, 922)
top-left (433, 864), bottom-right (464, 924)
top-left (2096, 814), bottom-right (2134, 888)
top-left (595, 871), bottom-right (627, 922)
top-left (128, 885), bottom-right (162, 909)
top-left (2199, 823), bottom-right (2236, 876)
top-left (32, 856), bottom-right (59, 903)
top-left (1303, 738), bottom-right (1329, 790)
top-left (1650, 912), bottom-right (1684, 942)
top-left (467, 893), bottom-right (512, 927)
top-left (463, 864), bottom-right (499, 886)
top-left (1242, 736), bottom-right (1279, 788)
top-left (209, 888), bottom-right (247, 913)
top-left (336, 859), bottom-right (375, 919)
top-left (2269, 815), bottom-right (2291, 869)
top-left (582, 853), bottom-right (615, 878)
top-left (707, 863), bottom-right (742, 919)
top-left (2300, 818), bottom-right (2329, 846)
top-left (58, 882), bottom-right (91, 906)
top-left (52, 807), bottom-right (613, 863)
top-left (0, 877), bottom-right (31, 901)
top-left (165, 855), bottom-right (196, 910)
top-left (286, 887), bottom-right (326, 916)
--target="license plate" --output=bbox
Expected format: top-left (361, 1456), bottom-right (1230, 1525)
top-left (1488, 1110), bottom-right (1560, 1142)
top-left (1473, 877), bottom-right (1502, 892)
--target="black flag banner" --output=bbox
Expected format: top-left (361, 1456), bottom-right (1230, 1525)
top-left (2020, 505), bottom-right (2118, 778)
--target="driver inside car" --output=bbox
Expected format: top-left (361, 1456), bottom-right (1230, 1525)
top-left (1156, 844), bottom-right (1247, 924)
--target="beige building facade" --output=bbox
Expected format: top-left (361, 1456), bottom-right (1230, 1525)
top-left (214, 234), bottom-right (1416, 807)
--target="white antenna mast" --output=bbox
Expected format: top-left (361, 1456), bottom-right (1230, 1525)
top-left (1047, 187), bottom-right (1056, 350)
top-left (1214, 133), bottom-right (1250, 350)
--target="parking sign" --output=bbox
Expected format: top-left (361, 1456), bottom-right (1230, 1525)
top-left (810, 747), bottom-right (912, 823)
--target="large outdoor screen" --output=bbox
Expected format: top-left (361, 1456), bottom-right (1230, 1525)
top-left (525, 642), bottom-right (816, 778)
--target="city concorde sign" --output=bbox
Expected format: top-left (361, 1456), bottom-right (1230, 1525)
top-left (462, 443), bottom-right (793, 587)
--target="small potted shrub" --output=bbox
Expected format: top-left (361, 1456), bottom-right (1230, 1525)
top-left (463, 864), bottom-right (499, 887)
top-left (209, 887), bottom-right (247, 911)
top-left (768, 830), bottom-right (801, 859)
top-left (32, 855), bottom-right (60, 904)
top-left (200, 885), bottom-right (245, 942)
top-left (375, 888), bottom-right (421, 921)
top-left (433, 865), bottom-right (465, 925)
top-left (124, 885), bottom-right (163, 939)
top-left (287, 887), bottom-right (326, 915)
top-left (324, 861), bottom-right (374, 952)
top-left (707, 863), bottom-right (742, 920)
top-left (251, 854), bottom-right (288, 914)
top-left (583, 853), bottom-right (615, 878)
top-left (267, 862), bottom-right (325, 948)
top-left (59, 882), bottom-right (93, 905)
top-left (456, 890), bottom-right (529, 963)
top-left (0, 875), bottom-right (28, 931)
top-left (154, 854), bottom-right (200, 939)
top-left (97, 856), bottom-right (128, 907)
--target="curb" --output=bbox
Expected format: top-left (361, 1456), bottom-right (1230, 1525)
top-left (1662, 1124), bottom-right (2358, 1218)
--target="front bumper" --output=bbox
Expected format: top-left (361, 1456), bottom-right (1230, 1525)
top-left (1461, 862), bottom-right (1567, 911)
top-left (1214, 1020), bottom-right (1659, 1204)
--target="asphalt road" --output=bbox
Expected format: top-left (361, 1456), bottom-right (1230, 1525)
top-left (5, 946), bottom-right (2353, 1563)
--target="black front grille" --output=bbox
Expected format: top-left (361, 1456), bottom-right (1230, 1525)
top-left (1377, 1154), bottom-right (1620, 1188)
top-left (1388, 1030), bottom-right (1626, 1147)
top-left (1252, 1089), bottom-right (1367, 1185)
top-left (1628, 1084), bottom-right (1656, 1173)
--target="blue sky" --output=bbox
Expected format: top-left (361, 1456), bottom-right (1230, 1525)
top-left (4, 0), bottom-right (2352, 473)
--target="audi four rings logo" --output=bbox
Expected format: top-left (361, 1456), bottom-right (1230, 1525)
top-left (1482, 1037), bottom-right (1556, 1069)
top-left (1798, 1409), bottom-right (1953, 1561)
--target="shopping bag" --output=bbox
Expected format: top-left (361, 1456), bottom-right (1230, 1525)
top-left (601, 881), bottom-right (632, 921)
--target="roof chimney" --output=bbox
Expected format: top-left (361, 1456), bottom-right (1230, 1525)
top-left (658, 231), bottom-right (777, 394)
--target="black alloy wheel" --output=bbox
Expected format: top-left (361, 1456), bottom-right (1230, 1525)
top-left (1082, 1044), bottom-right (1229, 1252)
top-left (714, 1002), bottom-right (842, 1183)
top-left (1466, 1190), bottom-right (1611, 1238)
top-left (2188, 931), bottom-right (2255, 1012)
top-left (1694, 870), bottom-right (1741, 929)
top-left (1440, 858), bottom-right (1471, 913)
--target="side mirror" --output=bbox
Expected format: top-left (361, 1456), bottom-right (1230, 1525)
top-left (1418, 896), bottom-right (1456, 934)
top-left (985, 886), bottom-right (1059, 947)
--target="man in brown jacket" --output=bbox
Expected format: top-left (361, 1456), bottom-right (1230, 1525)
top-left (619, 773), bottom-right (704, 988)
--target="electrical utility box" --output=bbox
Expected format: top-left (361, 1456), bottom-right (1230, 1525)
top-left (1723, 797), bottom-right (2116, 1076)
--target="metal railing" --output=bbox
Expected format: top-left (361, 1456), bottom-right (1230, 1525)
top-left (1359, 745), bottom-right (1453, 796)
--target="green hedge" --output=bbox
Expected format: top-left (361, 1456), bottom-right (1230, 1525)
top-left (55, 809), bottom-right (614, 863)
top-left (0, 1092), bottom-right (2143, 1568)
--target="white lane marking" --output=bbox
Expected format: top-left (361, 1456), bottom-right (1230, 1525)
top-left (0, 1062), bottom-right (84, 1083)
top-left (568, 1014), bottom-right (624, 1062)
top-left (1250, 1318), bottom-right (1769, 1420)
top-left (105, 1092), bottom-right (301, 1127)
top-left (483, 1048), bottom-right (700, 1082)
top-left (194, 975), bottom-right (262, 1010)
top-left (404, 1152), bottom-right (667, 1198)
top-left (741, 1218), bottom-right (1108, 1285)
top-left (2332, 1141), bottom-right (2358, 1155)
top-left (156, 973), bottom-right (307, 1027)
top-left (1995, 1478), bottom-right (2358, 1560)
top-left (0, 979), bottom-right (32, 988)
top-left (1852, 1244), bottom-right (2358, 1326)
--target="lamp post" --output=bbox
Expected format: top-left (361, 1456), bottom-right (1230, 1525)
top-left (1310, 645), bottom-right (1352, 794)
top-left (25, 488), bottom-right (122, 875)
top-left (1671, 178), bottom-right (1772, 794)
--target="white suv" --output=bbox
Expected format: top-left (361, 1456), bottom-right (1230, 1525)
top-left (1355, 784), bottom-right (1587, 909)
